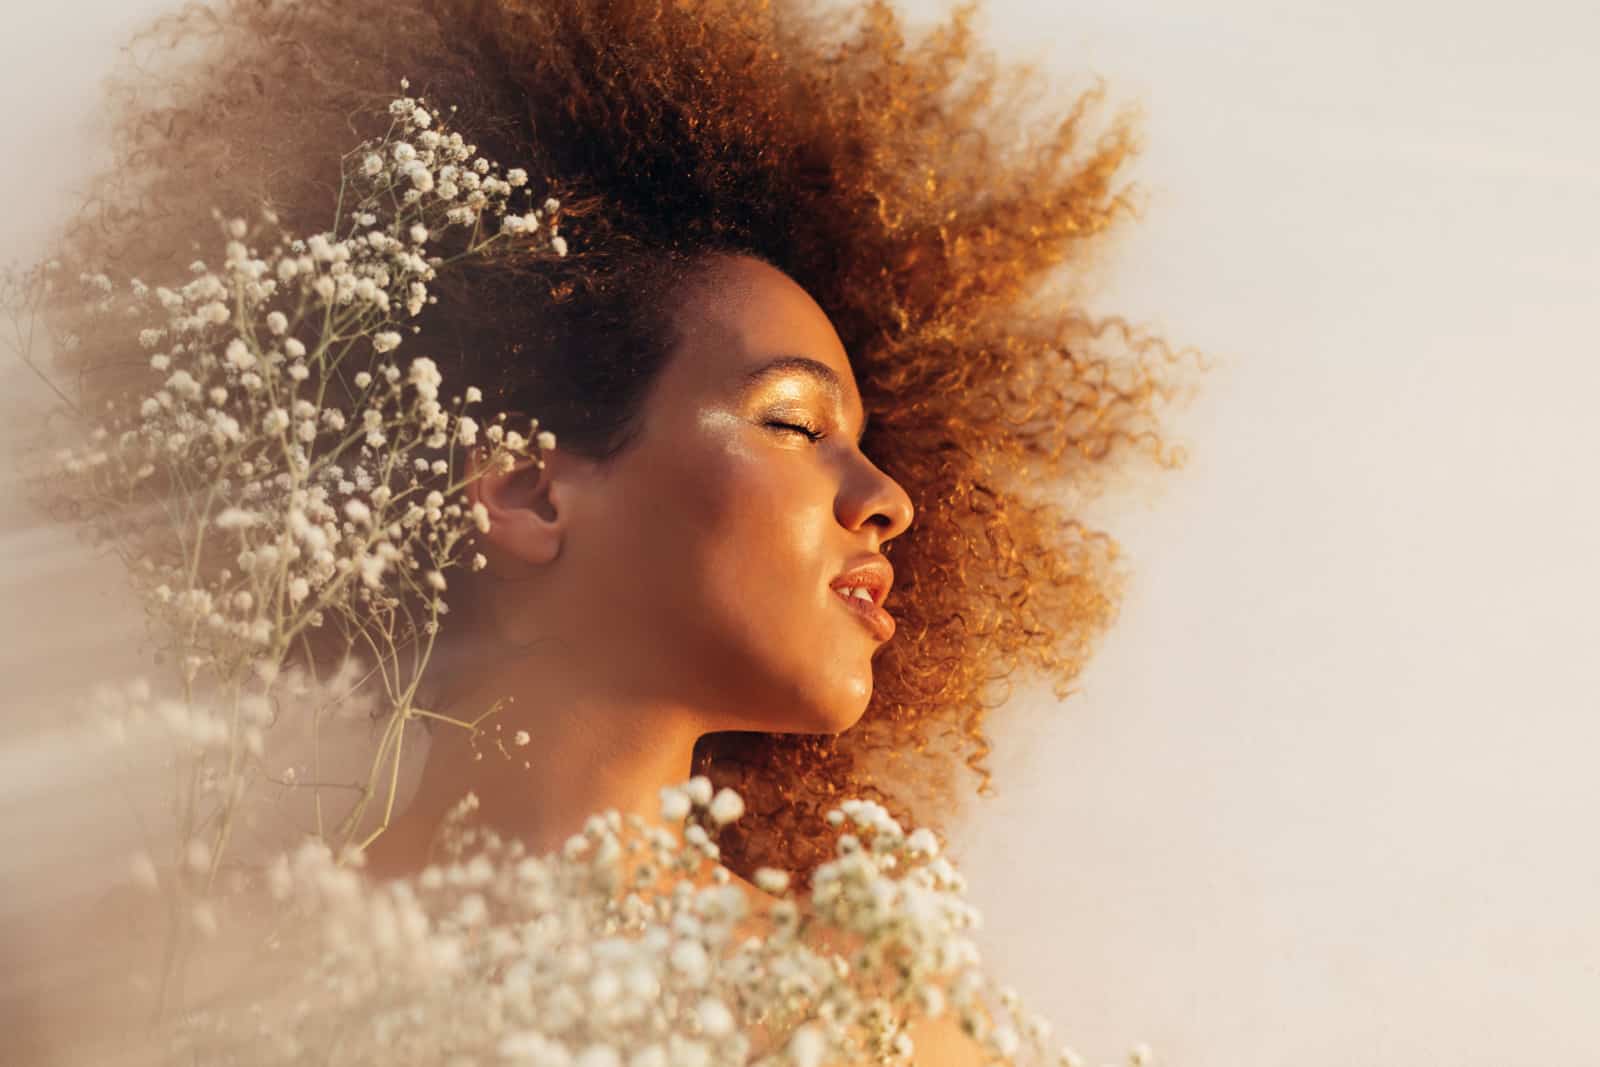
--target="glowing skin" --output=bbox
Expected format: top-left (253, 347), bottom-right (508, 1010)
top-left (362, 254), bottom-right (915, 877)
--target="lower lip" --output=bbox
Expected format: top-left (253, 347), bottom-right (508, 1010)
top-left (832, 590), bottom-right (896, 641)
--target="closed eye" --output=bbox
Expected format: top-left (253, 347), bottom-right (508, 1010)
top-left (765, 419), bottom-right (823, 442)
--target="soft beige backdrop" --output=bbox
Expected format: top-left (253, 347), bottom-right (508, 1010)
top-left (2, 2), bottom-right (1595, 1065)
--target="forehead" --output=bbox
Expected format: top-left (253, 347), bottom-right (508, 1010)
top-left (665, 255), bottom-right (861, 406)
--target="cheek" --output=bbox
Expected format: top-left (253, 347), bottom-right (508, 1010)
top-left (681, 436), bottom-right (828, 604)
top-left (681, 438), bottom-right (872, 724)
top-left (597, 419), bottom-right (798, 614)
top-left (602, 416), bottom-right (870, 728)
top-left (642, 420), bottom-right (829, 635)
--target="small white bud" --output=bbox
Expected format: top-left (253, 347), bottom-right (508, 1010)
top-left (707, 788), bottom-right (745, 827)
top-left (659, 787), bottom-right (691, 823)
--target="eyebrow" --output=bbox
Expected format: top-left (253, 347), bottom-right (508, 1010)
top-left (736, 354), bottom-right (869, 444)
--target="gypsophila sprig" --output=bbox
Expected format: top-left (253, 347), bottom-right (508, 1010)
top-left (0, 80), bottom-right (567, 1023)
top-left (154, 779), bottom-right (1086, 1067)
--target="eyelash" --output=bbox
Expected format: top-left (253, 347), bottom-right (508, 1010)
top-left (765, 418), bottom-right (824, 442)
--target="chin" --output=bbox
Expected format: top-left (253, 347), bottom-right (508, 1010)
top-left (793, 681), bottom-right (873, 736)
top-left (718, 650), bottom-right (875, 734)
top-left (735, 681), bottom-right (867, 736)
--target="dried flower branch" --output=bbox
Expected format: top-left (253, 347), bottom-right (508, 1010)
top-left (3, 79), bottom-right (565, 1020)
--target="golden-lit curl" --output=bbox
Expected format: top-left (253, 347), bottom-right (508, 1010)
top-left (42, 0), bottom-right (1203, 888)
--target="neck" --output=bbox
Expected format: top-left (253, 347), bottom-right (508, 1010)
top-left (360, 633), bottom-right (706, 881)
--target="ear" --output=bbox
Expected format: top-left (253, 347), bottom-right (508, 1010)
top-left (465, 444), bottom-right (585, 567)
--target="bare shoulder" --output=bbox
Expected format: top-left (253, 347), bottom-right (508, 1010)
top-left (784, 893), bottom-right (991, 1067)
top-left (903, 1011), bottom-right (991, 1067)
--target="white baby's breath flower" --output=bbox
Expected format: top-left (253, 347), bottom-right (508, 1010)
top-left (407, 356), bottom-right (441, 399)
top-left (659, 787), bottom-right (691, 823)
top-left (695, 998), bottom-right (734, 1038)
top-left (788, 1025), bottom-right (828, 1067)
top-left (684, 776), bottom-right (713, 808)
top-left (471, 502), bottom-right (490, 533)
top-left (405, 162), bottom-right (434, 193)
top-left (551, 235), bottom-right (568, 257)
top-left (266, 310), bottom-right (288, 335)
top-left (373, 331), bottom-right (402, 354)
top-left (989, 1024), bottom-right (1021, 1058)
top-left (226, 338), bottom-right (257, 370)
top-left (537, 430), bottom-right (557, 451)
top-left (753, 867), bottom-right (790, 895)
top-left (707, 788), bottom-right (744, 827)
top-left (166, 370), bottom-right (200, 401)
top-left (214, 507), bottom-right (256, 530)
top-left (907, 827), bottom-right (941, 858)
top-left (668, 940), bottom-right (710, 989)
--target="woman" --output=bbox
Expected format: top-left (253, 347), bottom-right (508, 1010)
top-left (360, 249), bottom-right (918, 881)
top-left (31, 0), bottom-right (1190, 1059)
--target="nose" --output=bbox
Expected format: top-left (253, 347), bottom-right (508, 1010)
top-left (837, 452), bottom-right (915, 547)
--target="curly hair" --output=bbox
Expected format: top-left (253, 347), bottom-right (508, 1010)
top-left (43, 0), bottom-right (1201, 888)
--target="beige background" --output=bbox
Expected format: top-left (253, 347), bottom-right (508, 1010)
top-left (2, 1), bottom-right (1596, 1064)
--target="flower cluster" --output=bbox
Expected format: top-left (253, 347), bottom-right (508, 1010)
top-left (41, 81), bottom-right (563, 688)
top-left (2, 80), bottom-right (567, 1019)
top-left (153, 780), bottom-right (1103, 1067)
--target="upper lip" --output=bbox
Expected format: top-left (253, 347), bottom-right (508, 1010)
top-left (829, 556), bottom-right (894, 609)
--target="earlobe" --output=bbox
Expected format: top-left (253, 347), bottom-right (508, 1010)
top-left (466, 447), bottom-right (565, 566)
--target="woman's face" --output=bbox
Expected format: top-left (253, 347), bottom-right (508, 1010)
top-left (544, 254), bottom-right (915, 734)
